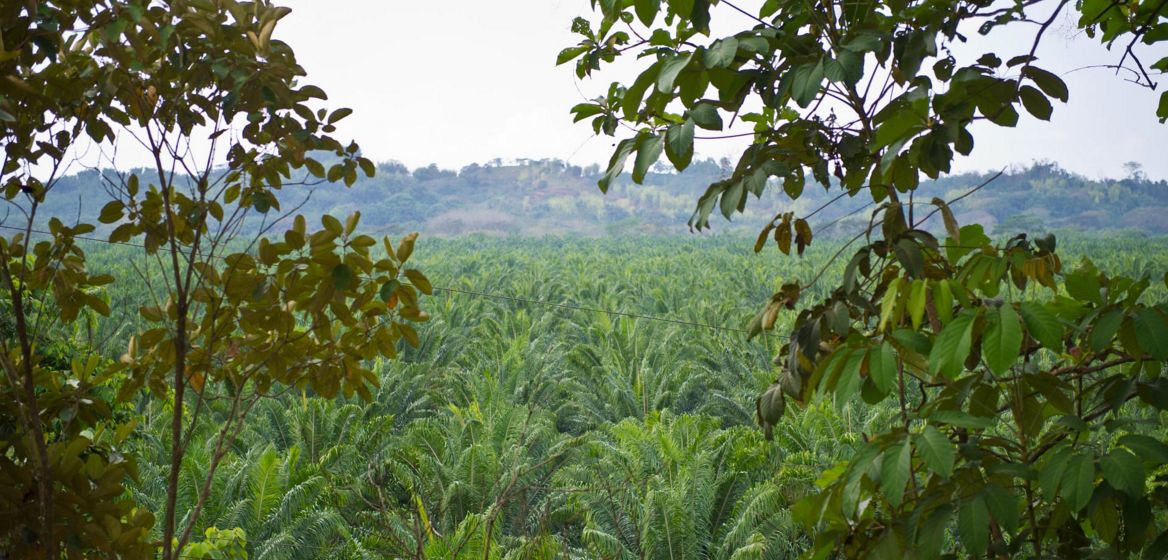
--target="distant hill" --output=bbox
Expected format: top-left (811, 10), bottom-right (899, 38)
top-left (24, 159), bottom-right (1168, 237)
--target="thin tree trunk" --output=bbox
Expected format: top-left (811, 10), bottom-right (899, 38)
top-left (162, 307), bottom-right (187, 560)
top-left (0, 259), bottom-right (56, 560)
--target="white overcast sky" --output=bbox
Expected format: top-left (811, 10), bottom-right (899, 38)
top-left (267, 1), bottom-right (1165, 180)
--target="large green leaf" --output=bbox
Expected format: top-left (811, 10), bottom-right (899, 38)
top-left (598, 138), bottom-right (636, 192)
top-left (929, 310), bottom-right (977, 379)
top-left (915, 425), bottom-right (954, 478)
top-left (790, 59), bottom-right (825, 107)
top-left (703, 37), bottom-right (738, 68)
top-left (880, 439), bottom-right (911, 507)
top-left (1061, 453), bottom-right (1096, 511)
top-left (634, 0), bottom-right (661, 26)
top-left (958, 494), bottom-right (988, 557)
top-left (1018, 85), bottom-right (1052, 120)
top-left (1134, 308), bottom-right (1168, 360)
top-left (983, 304), bottom-right (1022, 375)
top-left (1039, 446), bottom-right (1072, 502)
top-left (868, 341), bottom-right (897, 395)
top-left (689, 102), bottom-right (723, 130)
top-left (1120, 434), bottom-right (1168, 465)
top-left (657, 53), bottom-right (693, 92)
top-left (664, 119), bottom-right (695, 170)
top-left (632, 133), bottom-right (664, 183)
top-left (1065, 266), bottom-right (1101, 304)
top-left (1020, 301), bottom-right (1063, 351)
top-left (331, 264), bottom-right (355, 291)
top-left (666, 0), bottom-right (694, 18)
top-left (983, 484), bottom-right (1020, 533)
top-left (1089, 308), bottom-right (1124, 352)
top-left (1100, 448), bottom-right (1145, 496)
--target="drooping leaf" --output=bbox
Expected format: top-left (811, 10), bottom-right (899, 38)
top-left (632, 133), bottom-right (664, 183)
top-left (1020, 301), bottom-right (1063, 352)
top-left (665, 119), bottom-right (695, 170)
top-left (403, 269), bottom-right (432, 295)
top-left (958, 494), bottom-right (989, 557)
top-left (983, 484), bottom-right (1021, 534)
top-left (634, 0), bottom-right (661, 26)
top-left (1100, 448), bottom-right (1145, 496)
top-left (657, 53), bottom-right (693, 92)
top-left (1134, 308), bottom-right (1168, 360)
top-left (916, 425), bottom-right (955, 478)
top-left (1019, 85), bottom-right (1053, 120)
top-left (599, 138), bottom-right (636, 192)
top-left (690, 102), bottom-right (723, 130)
top-left (1061, 453), bottom-right (1096, 511)
top-left (1023, 66), bottom-right (1069, 102)
top-left (983, 304), bottom-right (1022, 375)
top-left (929, 310), bottom-right (977, 379)
top-left (880, 439), bottom-right (912, 507)
top-left (868, 341), bottom-right (897, 395)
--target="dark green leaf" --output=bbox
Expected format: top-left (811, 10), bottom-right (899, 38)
top-left (930, 410), bottom-right (994, 429)
top-left (1100, 448), bottom-right (1145, 496)
top-left (98, 200), bottom-right (125, 224)
top-left (634, 0), bottom-right (661, 26)
top-left (1020, 301), bottom-right (1064, 351)
top-left (1061, 453), bottom-right (1095, 511)
top-left (657, 53), bottom-right (693, 92)
top-left (665, 120), bottom-right (695, 170)
top-left (958, 494), bottom-right (989, 557)
top-left (916, 425), bottom-right (955, 478)
top-left (880, 439), bottom-right (911, 507)
top-left (1119, 435), bottom-right (1168, 465)
top-left (1134, 308), bottom-right (1168, 360)
top-left (633, 133), bottom-right (664, 183)
top-left (379, 279), bottom-right (401, 302)
top-left (719, 179), bottom-right (745, 219)
top-left (929, 310), bottom-right (977, 379)
top-left (983, 484), bottom-right (1021, 533)
top-left (599, 138), bottom-right (636, 192)
top-left (983, 304), bottom-right (1022, 375)
top-left (667, 0), bottom-right (695, 19)
top-left (332, 264), bottom-right (355, 291)
top-left (1065, 266), bottom-right (1102, 304)
top-left (1019, 85), bottom-right (1053, 120)
top-left (1090, 308), bottom-right (1124, 352)
top-left (868, 341), bottom-right (897, 395)
top-left (703, 37), bottom-right (738, 68)
top-left (690, 102), bottom-right (723, 130)
top-left (790, 60), bottom-right (826, 107)
top-left (1023, 66), bottom-right (1069, 102)
top-left (893, 238), bottom-right (924, 278)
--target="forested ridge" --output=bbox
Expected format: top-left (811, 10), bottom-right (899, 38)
top-left (35, 160), bottom-right (1168, 238)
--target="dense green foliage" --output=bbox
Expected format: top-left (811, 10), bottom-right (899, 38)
top-left (11, 234), bottom-right (1165, 558)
